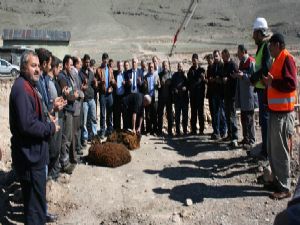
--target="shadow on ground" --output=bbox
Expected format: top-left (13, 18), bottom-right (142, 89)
top-left (153, 182), bottom-right (269, 205)
top-left (0, 170), bottom-right (24, 225)
top-left (150, 134), bottom-right (232, 157)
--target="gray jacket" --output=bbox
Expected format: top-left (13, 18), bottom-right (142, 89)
top-left (235, 55), bottom-right (258, 111)
top-left (144, 72), bottom-right (160, 102)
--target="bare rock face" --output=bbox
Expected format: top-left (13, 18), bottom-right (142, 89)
top-left (107, 130), bottom-right (141, 150)
top-left (88, 141), bottom-right (131, 168)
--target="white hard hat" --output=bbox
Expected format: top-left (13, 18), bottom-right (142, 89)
top-left (253, 17), bottom-right (268, 30)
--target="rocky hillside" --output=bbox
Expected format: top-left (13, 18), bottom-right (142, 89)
top-left (0, 0), bottom-right (300, 60)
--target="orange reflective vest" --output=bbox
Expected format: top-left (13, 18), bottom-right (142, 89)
top-left (267, 49), bottom-right (296, 111)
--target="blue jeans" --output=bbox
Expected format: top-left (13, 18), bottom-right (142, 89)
top-left (82, 99), bottom-right (97, 141)
top-left (211, 95), bottom-right (227, 136)
top-left (257, 89), bottom-right (268, 156)
top-left (99, 93), bottom-right (113, 135)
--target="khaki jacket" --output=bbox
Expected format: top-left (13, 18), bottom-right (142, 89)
top-left (95, 65), bottom-right (115, 95)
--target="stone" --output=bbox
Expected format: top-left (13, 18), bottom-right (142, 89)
top-left (186, 198), bottom-right (193, 206)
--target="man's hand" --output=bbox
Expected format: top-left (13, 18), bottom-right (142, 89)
top-left (63, 86), bottom-right (70, 96)
top-left (234, 70), bottom-right (244, 79)
top-left (74, 90), bottom-right (79, 99)
top-left (263, 73), bottom-right (273, 87)
top-left (182, 86), bottom-right (186, 91)
top-left (53, 97), bottom-right (67, 112)
top-left (136, 127), bottom-right (141, 135)
top-left (49, 115), bottom-right (60, 132)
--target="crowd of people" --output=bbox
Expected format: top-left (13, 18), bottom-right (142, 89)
top-left (9, 17), bottom-right (298, 224)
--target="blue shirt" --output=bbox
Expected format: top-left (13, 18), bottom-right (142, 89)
top-left (116, 72), bottom-right (125, 95)
top-left (147, 73), bottom-right (155, 97)
top-left (105, 66), bottom-right (109, 89)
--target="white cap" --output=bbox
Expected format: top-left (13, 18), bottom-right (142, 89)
top-left (253, 17), bottom-right (268, 30)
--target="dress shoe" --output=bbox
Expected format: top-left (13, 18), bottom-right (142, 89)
top-left (263, 182), bottom-right (280, 192)
top-left (269, 191), bottom-right (291, 200)
top-left (62, 163), bottom-right (76, 175)
top-left (46, 213), bottom-right (58, 223)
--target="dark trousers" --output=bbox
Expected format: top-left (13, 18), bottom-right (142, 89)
top-left (20, 167), bottom-right (47, 225)
top-left (257, 88), bottom-right (268, 156)
top-left (145, 98), bottom-right (158, 134)
top-left (48, 117), bottom-right (63, 177)
top-left (71, 116), bottom-right (80, 162)
top-left (224, 97), bottom-right (238, 140)
top-left (208, 97), bottom-right (214, 131)
top-left (211, 95), bottom-right (227, 136)
top-left (190, 94), bottom-right (205, 133)
top-left (174, 97), bottom-right (188, 135)
top-left (157, 98), bottom-right (173, 134)
top-left (241, 110), bottom-right (255, 144)
top-left (99, 93), bottom-right (113, 135)
top-left (60, 111), bottom-right (73, 168)
top-left (113, 94), bottom-right (123, 130)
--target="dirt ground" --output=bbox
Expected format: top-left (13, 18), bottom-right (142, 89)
top-left (1, 106), bottom-right (299, 225)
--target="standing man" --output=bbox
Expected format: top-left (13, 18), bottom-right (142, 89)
top-left (157, 60), bottom-right (173, 136)
top-left (172, 62), bottom-right (189, 136)
top-left (59, 55), bottom-right (79, 174)
top-left (143, 62), bottom-right (160, 135)
top-left (235, 45), bottom-right (257, 150)
top-left (221, 49), bottom-right (239, 147)
top-left (187, 53), bottom-right (206, 135)
top-left (79, 54), bottom-right (98, 146)
top-left (251, 17), bottom-right (272, 159)
top-left (124, 58), bottom-right (142, 95)
top-left (210, 50), bottom-right (226, 140)
top-left (95, 53), bottom-right (115, 138)
top-left (264, 33), bottom-right (297, 200)
top-left (113, 61), bottom-right (125, 130)
top-left (9, 50), bottom-right (59, 224)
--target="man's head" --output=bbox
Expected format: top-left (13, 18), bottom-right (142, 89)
top-left (177, 62), bottom-right (183, 72)
top-left (143, 94), bottom-right (152, 106)
top-left (268, 33), bottom-right (285, 58)
top-left (148, 62), bottom-right (155, 74)
top-left (108, 59), bottom-right (114, 69)
top-left (152, 56), bottom-right (159, 70)
top-left (141, 60), bottom-right (147, 69)
top-left (124, 60), bottom-right (130, 72)
top-left (51, 56), bottom-right (62, 77)
top-left (35, 48), bottom-right (52, 74)
top-left (213, 50), bottom-right (221, 63)
top-left (20, 50), bottom-right (41, 83)
top-left (82, 54), bottom-right (91, 69)
top-left (237, 44), bottom-right (247, 60)
top-left (205, 54), bottom-right (213, 66)
top-left (252, 17), bottom-right (269, 45)
top-left (192, 53), bottom-right (199, 67)
top-left (63, 55), bottom-right (73, 74)
top-left (117, 61), bottom-right (123, 72)
top-left (162, 60), bottom-right (169, 71)
top-left (132, 58), bottom-right (138, 70)
top-left (72, 56), bottom-right (82, 70)
top-left (102, 52), bottom-right (109, 65)
top-left (221, 49), bottom-right (230, 63)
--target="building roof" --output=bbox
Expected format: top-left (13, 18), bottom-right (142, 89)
top-left (2, 29), bottom-right (71, 42)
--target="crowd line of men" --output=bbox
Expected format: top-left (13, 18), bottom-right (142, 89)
top-left (9, 17), bottom-right (298, 224)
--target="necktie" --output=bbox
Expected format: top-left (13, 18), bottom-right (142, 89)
top-left (133, 71), bottom-right (136, 91)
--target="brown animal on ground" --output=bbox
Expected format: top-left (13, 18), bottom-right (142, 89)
top-left (88, 142), bottom-right (131, 168)
top-left (107, 130), bottom-right (141, 150)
